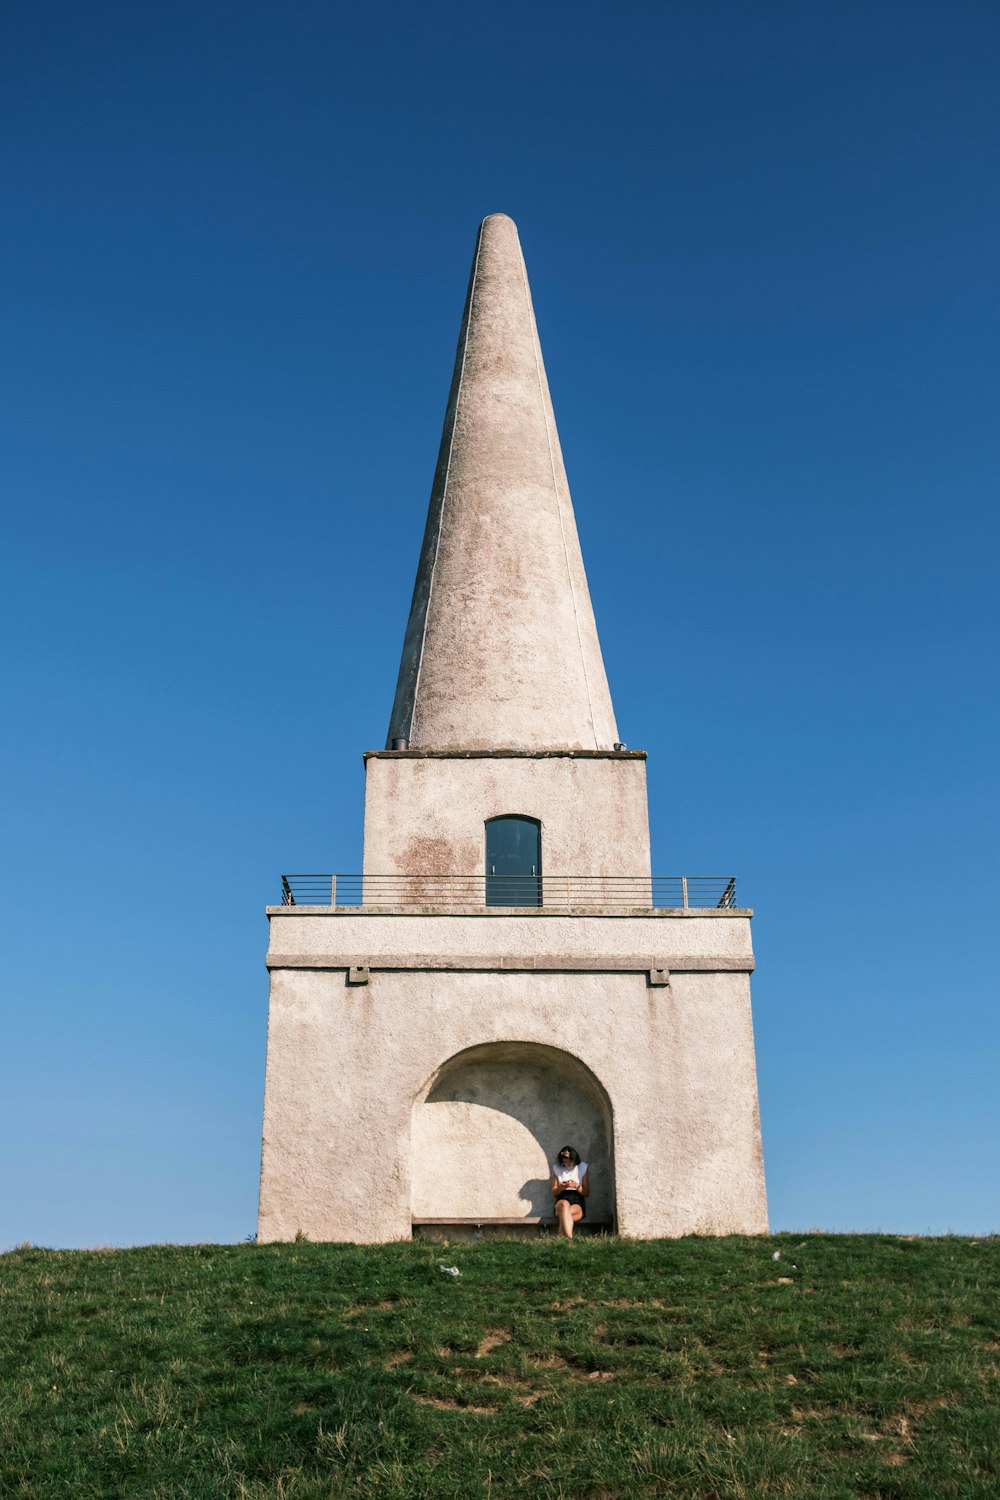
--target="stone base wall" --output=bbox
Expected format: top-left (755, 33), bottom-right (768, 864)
top-left (258, 910), bottom-right (767, 1243)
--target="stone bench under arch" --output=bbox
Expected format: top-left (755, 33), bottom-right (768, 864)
top-left (410, 1040), bottom-right (616, 1230)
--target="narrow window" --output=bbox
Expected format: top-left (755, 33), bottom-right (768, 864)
top-left (485, 816), bottom-right (541, 907)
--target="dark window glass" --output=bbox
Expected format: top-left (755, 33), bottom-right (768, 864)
top-left (485, 816), bottom-right (542, 907)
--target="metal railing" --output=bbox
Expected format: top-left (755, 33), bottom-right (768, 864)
top-left (278, 874), bottom-right (738, 910)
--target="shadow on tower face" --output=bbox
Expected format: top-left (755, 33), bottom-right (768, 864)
top-left (411, 1040), bottom-right (615, 1222)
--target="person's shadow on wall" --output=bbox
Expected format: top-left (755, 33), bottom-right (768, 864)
top-left (518, 1177), bottom-right (552, 1215)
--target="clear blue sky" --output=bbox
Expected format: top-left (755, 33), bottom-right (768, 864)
top-left (3, 1), bottom-right (997, 1245)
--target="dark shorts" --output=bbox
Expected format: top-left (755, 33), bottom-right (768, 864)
top-left (555, 1189), bottom-right (586, 1219)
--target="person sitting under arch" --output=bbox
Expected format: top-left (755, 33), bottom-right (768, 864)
top-left (551, 1145), bottom-right (589, 1238)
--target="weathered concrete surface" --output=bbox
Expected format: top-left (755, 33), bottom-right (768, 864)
top-left (266, 908), bottom-right (755, 964)
top-left (363, 752), bottom-right (650, 879)
top-left (386, 214), bottom-right (618, 751)
top-left (258, 964), bottom-right (767, 1243)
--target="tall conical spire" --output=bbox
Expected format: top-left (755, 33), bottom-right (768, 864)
top-left (387, 214), bottom-right (619, 751)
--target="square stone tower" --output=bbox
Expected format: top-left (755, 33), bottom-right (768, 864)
top-left (258, 214), bottom-right (767, 1242)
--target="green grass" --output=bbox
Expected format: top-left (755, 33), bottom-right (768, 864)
top-left (1, 1235), bottom-right (997, 1498)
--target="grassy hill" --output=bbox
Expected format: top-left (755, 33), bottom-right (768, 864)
top-left (1, 1235), bottom-right (997, 1498)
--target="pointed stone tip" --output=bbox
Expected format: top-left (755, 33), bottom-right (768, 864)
top-left (386, 204), bottom-right (621, 751)
top-left (476, 213), bottom-right (522, 267)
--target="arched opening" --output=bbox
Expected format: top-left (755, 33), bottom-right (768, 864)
top-left (485, 815), bottom-right (541, 906)
top-left (410, 1041), bottom-right (615, 1223)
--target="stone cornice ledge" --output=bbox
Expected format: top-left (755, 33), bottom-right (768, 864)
top-left (266, 906), bottom-right (753, 918)
top-left (364, 749), bottom-right (647, 761)
top-left (265, 952), bottom-right (754, 974)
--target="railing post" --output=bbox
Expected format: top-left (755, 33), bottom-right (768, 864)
top-left (330, 875), bottom-right (337, 909)
top-left (681, 876), bottom-right (689, 910)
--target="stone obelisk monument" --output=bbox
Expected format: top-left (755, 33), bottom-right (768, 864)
top-left (258, 214), bottom-right (767, 1242)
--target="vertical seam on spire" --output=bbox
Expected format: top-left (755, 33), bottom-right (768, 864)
top-left (517, 244), bottom-right (600, 748)
top-left (408, 226), bottom-right (485, 744)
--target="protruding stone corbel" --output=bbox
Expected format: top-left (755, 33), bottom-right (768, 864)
top-left (648, 966), bottom-right (671, 988)
top-left (347, 965), bottom-right (370, 986)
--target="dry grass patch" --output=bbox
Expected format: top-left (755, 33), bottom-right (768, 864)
top-left (882, 1392), bottom-right (952, 1444)
top-left (479, 1373), bottom-right (545, 1406)
top-left (528, 1352), bottom-right (573, 1369)
top-left (412, 1394), bottom-right (500, 1415)
top-left (474, 1329), bottom-right (511, 1357)
top-left (600, 1296), bottom-right (669, 1309)
top-left (526, 1349), bottom-right (617, 1383)
top-left (343, 1297), bottom-right (401, 1318)
top-left (902, 1393), bottom-right (952, 1418)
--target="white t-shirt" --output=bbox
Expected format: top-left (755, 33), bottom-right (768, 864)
top-left (554, 1160), bottom-right (588, 1189)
